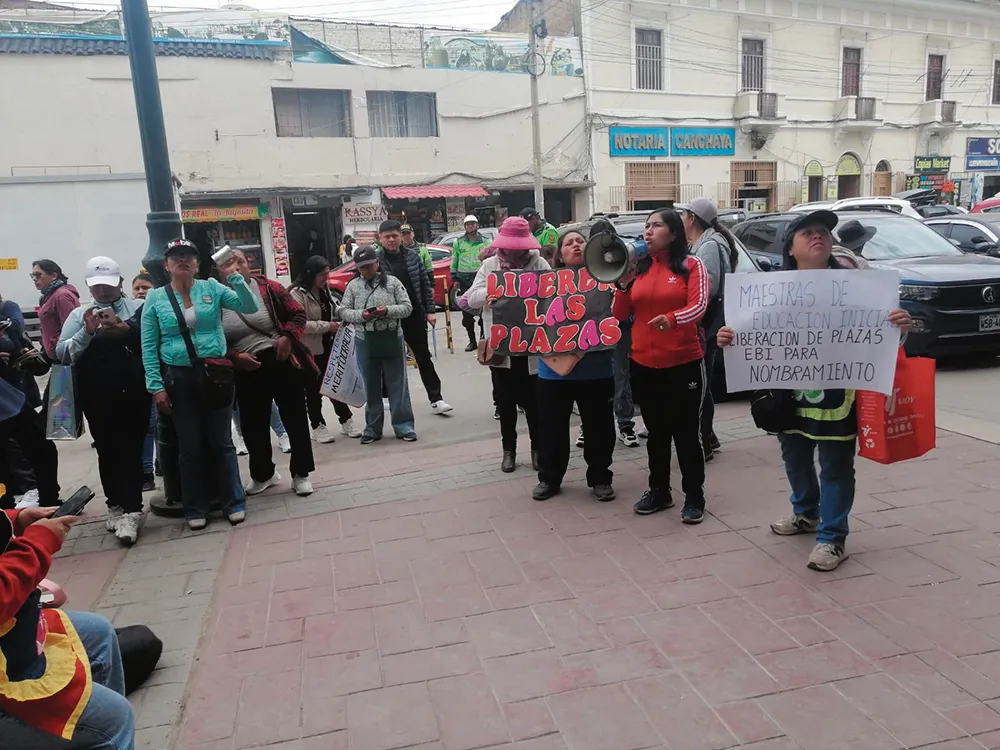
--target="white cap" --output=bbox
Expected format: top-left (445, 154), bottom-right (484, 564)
top-left (85, 256), bottom-right (121, 288)
top-left (463, 215), bottom-right (479, 225)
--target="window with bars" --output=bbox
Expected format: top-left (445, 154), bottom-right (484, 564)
top-left (367, 91), bottom-right (439, 138)
top-left (993, 60), bottom-right (1000, 105)
top-left (926, 54), bottom-right (945, 101)
top-left (635, 28), bottom-right (663, 91)
top-left (625, 162), bottom-right (680, 202)
top-left (741, 38), bottom-right (765, 92)
top-left (842, 47), bottom-right (862, 97)
top-left (273, 89), bottom-right (352, 137)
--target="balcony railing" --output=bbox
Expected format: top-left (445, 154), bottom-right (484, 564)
top-left (855, 97), bottom-right (875, 121)
top-left (717, 180), bottom-right (799, 212)
top-left (942, 100), bottom-right (957, 123)
top-left (609, 184), bottom-right (704, 212)
top-left (757, 92), bottom-right (778, 120)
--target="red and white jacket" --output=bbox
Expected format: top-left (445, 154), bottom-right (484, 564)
top-left (612, 255), bottom-right (709, 370)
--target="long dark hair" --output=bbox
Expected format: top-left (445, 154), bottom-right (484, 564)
top-left (32, 259), bottom-right (68, 282)
top-left (689, 214), bottom-right (739, 271)
top-left (554, 230), bottom-right (586, 268)
top-left (293, 255), bottom-right (331, 291)
top-left (639, 209), bottom-right (689, 277)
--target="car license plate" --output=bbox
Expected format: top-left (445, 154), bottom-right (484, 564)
top-left (980, 313), bottom-right (1000, 332)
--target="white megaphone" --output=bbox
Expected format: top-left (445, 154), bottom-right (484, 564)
top-left (584, 232), bottom-right (648, 283)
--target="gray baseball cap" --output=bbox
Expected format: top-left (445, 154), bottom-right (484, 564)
top-left (676, 197), bottom-right (718, 225)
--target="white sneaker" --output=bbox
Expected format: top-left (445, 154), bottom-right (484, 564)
top-left (106, 505), bottom-right (123, 533)
top-left (575, 428), bottom-right (585, 448)
top-left (431, 400), bottom-right (454, 415)
top-left (277, 433), bottom-right (292, 454)
top-left (637, 426), bottom-right (649, 439)
top-left (228, 510), bottom-right (246, 526)
top-left (383, 398), bottom-right (390, 411)
top-left (341, 418), bottom-right (362, 438)
top-left (312, 424), bottom-right (336, 444)
top-left (618, 428), bottom-right (640, 448)
top-left (14, 489), bottom-right (40, 511)
top-left (245, 472), bottom-right (281, 496)
top-left (115, 512), bottom-right (141, 545)
top-left (188, 517), bottom-right (208, 531)
top-left (233, 434), bottom-right (248, 456)
top-left (293, 475), bottom-right (314, 496)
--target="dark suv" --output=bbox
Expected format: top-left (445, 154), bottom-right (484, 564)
top-left (734, 210), bottom-right (1000, 357)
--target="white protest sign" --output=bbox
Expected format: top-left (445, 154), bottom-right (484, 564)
top-left (723, 269), bottom-right (901, 395)
top-left (320, 324), bottom-right (367, 407)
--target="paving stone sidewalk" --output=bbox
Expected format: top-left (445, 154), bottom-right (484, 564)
top-left (51, 419), bottom-right (1000, 750)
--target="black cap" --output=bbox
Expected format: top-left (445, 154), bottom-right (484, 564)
top-left (519, 207), bottom-right (540, 220)
top-left (353, 245), bottom-right (378, 267)
top-left (781, 209), bottom-right (838, 266)
top-left (164, 238), bottom-right (199, 258)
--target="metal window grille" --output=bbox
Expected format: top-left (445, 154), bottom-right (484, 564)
top-left (941, 100), bottom-right (957, 123)
top-left (625, 162), bottom-right (680, 202)
top-left (273, 89), bottom-right (352, 138)
top-left (926, 54), bottom-right (944, 101)
top-left (635, 29), bottom-right (663, 90)
top-left (842, 47), bottom-right (862, 97)
top-left (367, 91), bottom-right (439, 138)
top-left (741, 38), bottom-right (765, 92)
top-left (757, 92), bottom-right (777, 119)
top-left (855, 97), bottom-right (875, 120)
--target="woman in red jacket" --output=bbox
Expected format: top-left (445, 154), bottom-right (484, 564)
top-left (612, 209), bottom-right (709, 522)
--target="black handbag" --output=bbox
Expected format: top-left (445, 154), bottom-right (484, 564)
top-left (166, 290), bottom-right (234, 410)
top-left (750, 389), bottom-right (797, 434)
top-left (116, 625), bottom-right (163, 695)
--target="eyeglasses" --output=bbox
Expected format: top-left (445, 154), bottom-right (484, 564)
top-left (28, 272), bottom-right (44, 280)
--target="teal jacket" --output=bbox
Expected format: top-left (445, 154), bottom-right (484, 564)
top-left (141, 276), bottom-right (257, 394)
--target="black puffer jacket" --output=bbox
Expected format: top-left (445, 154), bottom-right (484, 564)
top-left (375, 246), bottom-right (434, 317)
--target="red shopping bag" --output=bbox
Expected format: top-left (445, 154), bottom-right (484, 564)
top-left (857, 349), bottom-right (936, 464)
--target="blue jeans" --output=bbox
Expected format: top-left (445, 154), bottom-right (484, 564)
top-left (142, 405), bottom-right (157, 474)
top-left (613, 321), bottom-right (634, 431)
top-left (164, 365), bottom-right (246, 520)
top-left (357, 333), bottom-right (415, 439)
top-left (777, 433), bottom-right (857, 546)
top-left (233, 401), bottom-right (286, 438)
top-left (0, 612), bottom-right (135, 749)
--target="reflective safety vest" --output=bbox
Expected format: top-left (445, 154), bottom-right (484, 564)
top-left (784, 389), bottom-right (857, 441)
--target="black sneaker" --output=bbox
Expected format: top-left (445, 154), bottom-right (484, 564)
top-left (592, 485), bottom-right (616, 502)
top-left (141, 473), bottom-right (156, 492)
top-left (532, 482), bottom-right (561, 501)
top-left (633, 489), bottom-right (673, 515)
top-left (703, 443), bottom-right (715, 463)
top-left (465, 341), bottom-right (477, 352)
top-left (708, 433), bottom-right (722, 451)
top-left (360, 435), bottom-right (380, 445)
top-left (681, 505), bottom-right (705, 525)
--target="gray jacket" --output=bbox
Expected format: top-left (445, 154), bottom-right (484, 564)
top-left (691, 227), bottom-right (732, 298)
top-left (339, 274), bottom-right (412, 336)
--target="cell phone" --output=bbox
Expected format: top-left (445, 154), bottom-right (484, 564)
top-left (365, 306), bottom-right (379, 315)
top-left (52, 486), bottom-right (95, 518)
top-left (95, 308), bottom-right (116, 324)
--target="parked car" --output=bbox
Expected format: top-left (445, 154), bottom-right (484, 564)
top-left (924, 215), bottom-right (1000, 256)
top-left (736, 211), bottom-right (1000, 356)
top-left (790, 196), bottom-right (923, 219)
top-left (730, 213), bottom-right (796, 270)
top-left (329, 244), bottom-right (454, 309)
top-left (431, 227), bottom-right (499, 248)
top-left (972, 196), bottom-right (1000, 214)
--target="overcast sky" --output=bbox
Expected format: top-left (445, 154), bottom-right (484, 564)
top-left (137, 0), bottom-right (519, 30)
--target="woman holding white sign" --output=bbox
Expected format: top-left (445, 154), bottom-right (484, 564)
top-left (612, 209), bottom-right (710, 523)
top-left (717, 209), bottom-right (911, 571)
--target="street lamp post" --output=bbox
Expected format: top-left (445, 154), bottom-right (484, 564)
top-left (121, 0), bottom-right (185, 516)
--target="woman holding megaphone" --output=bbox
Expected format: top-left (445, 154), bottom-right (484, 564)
top-left (612, 209), bottom-right (710, 522)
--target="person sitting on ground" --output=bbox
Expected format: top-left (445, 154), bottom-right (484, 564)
top-left (0, 501), bottom-right (136, 750)
top-left (56, 257), bottom-right (148, 546)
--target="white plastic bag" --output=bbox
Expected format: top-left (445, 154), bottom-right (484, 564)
top-left (320, 324), bottom-right (366, 407)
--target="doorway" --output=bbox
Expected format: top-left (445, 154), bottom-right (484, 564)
top-left (835, 153), bottom-right (863, 199)
top-left (282, 204), bottom-right (339, 280)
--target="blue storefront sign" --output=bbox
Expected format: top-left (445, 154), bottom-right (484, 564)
top-left (966, 137), bottom-right (1000, 171)
top-left (609, 127), bottom-right (670, 157)
top-left (670, 127), bottom-right (737, 157)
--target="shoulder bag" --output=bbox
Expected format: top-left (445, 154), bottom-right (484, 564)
top-left (750, 389), bottom-right (797, 434)
top-left (166, 289), bottom-right (235, 410)
top-left (360, 286), bottom-right (401, 360)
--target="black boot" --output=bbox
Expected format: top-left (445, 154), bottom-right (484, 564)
top-left (501, 451), bottom-right (516, 473)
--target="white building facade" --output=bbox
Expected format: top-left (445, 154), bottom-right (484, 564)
top-left (0, 10), bottom-right (589, 281)
top-left (498, 0), bottom-right (1000, 213)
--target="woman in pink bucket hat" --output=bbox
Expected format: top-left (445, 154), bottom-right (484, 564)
top-left (459, 217), bottom-right (550, 473)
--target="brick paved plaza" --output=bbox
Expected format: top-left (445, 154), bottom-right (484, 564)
top-left (48, 411), bottom-right (1000, 750)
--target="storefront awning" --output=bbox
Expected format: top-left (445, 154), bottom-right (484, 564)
top-left (381, 185), bottom-right (489, 200)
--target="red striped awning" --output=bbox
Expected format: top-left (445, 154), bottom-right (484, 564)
top-left (381, 185), bottom-right (489, 200)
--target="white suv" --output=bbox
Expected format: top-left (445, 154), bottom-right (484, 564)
top-left (790, 196), bottom-right (921, 219)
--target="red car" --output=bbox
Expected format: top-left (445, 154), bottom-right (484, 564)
top-left (328, 245), bottom-right (454, 308)
top-left (972, 196), bottom-right (1000, 213)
